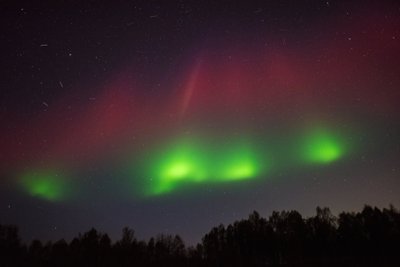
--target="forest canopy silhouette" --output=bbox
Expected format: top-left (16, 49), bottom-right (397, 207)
top-left (1, 205), bottom-right (399, 267)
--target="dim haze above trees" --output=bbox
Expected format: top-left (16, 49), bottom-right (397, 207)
top-left (1, 205), bottom-right (399, 267)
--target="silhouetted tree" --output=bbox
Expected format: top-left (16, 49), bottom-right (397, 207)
top-left (0, 224), bottom-right (24, 267)
top-left (1, 205), bottom-right (400, 267)
top-left (28, 239), bottom-right (44, 267)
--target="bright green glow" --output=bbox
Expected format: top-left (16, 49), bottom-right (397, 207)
top-left (20, 171), bottom-right (68, 201)
top-left (216, 144), bottom-right (260, 180)
top-left (148, 139), bottom-right (207, 195)
top-left (144, 138), bottom-right (264, 196)
top-left (130, 126), bottom-right (353, 197)
top-left (302, 129), bottom-right (345, 164)
top-left (165, 162), bottom-right (191, 178)
top-left (221, 163), bottom-right (256, 180)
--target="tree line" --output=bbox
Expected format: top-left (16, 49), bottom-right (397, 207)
top-left (1, 205), bottom-right (399, 266)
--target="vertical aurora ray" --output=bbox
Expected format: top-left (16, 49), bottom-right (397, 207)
top-left (19, 170), bottom-right (70, 201)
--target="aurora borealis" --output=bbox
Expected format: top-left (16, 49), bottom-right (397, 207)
top-left (19, 170), bottom-right (70, 201)
top-left (1, 0), bottom-right (399, 244)
top-left (301, 128), bottom-right (346, 164)
top-left (135, 127), bottom-right (348, 196)
top-left (140, 136), bottom-right (265, 196)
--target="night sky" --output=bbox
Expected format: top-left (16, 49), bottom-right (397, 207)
top-left (1, 0), bottom-right (399, 245)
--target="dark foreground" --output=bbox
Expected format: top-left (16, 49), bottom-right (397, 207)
top-left (1, 205), bottom-right (399, 267)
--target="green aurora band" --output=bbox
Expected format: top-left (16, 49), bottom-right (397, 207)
top-left (20, 170), bottom-right (69, 201)
top-left (134, 126), bottom-right (351, 196)
top-left (17, 127), bottom-right (352, 200)
top-left (142, 137), bottom-right (266, 196)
